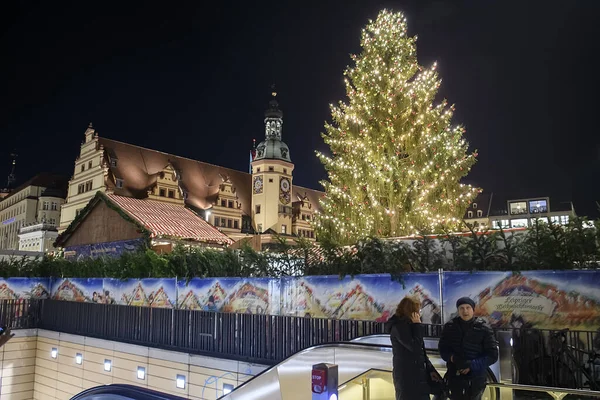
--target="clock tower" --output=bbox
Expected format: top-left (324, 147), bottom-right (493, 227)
top-left (251, 88), bottom-right (294, 235)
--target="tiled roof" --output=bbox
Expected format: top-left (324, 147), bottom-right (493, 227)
top-left (98, 137), bottom-right (323, 216)
top-left (105, 194), bottom-right (233, 245)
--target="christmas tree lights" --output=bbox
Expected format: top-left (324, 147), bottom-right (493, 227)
top-left (315, 9), bottom-right (480, 243)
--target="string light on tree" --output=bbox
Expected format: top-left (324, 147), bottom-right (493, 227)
top-left (314, 9), bottom-right (479, 244)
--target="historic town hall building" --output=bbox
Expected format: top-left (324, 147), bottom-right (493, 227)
top-left (56, 92), bottom-right (321, 254)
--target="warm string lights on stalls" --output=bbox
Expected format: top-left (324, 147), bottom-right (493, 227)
top-left (315, 9), bottom-right (479, 243)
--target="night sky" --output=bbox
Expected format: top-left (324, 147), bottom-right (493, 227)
top-left (2, 1), bottom-right (599, 216)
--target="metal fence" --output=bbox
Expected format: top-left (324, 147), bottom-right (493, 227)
top-left (2, 299), bottom-right (599, 391)
top-left (38, 299), bottom-right (396, 364)
top-left (510, 327), bottom-right (600, 391)
top-left (0, 299), bottom-right (41, 329)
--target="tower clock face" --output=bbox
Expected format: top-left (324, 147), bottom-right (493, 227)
top-left (279, 177), bottom-right (291, 204)
top-left (253, 176), bottom-right (263, 194)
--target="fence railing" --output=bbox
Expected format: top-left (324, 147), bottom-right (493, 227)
top-left (2, 299), bottom-right (599, 391)
top-left (0, 299), bottom-right (41, 329)
top-left (37, 299), bottom-right (396, 364)
top-left (510, 327), bottom-right (600, 391)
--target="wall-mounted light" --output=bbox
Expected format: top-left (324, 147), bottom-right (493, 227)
top-left (223, 383), bottom-right (234, 395)
top-left (75, 353), bottom-right (83, 365)
top-left (137, 366), bottom-right (146, 380)
top-left (176, 374), bottom-right (186, 389)
top-left (51, 348), bottom-right (58, 359)
top-left (104, 359), bottom-right (112, 372)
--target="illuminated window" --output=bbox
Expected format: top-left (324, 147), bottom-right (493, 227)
top-left (509, 201), bottom-right (527, 215)
top-left (511, 218), bottom-right (528, 228)
top-left (528, 199), bottom-right (548, 214)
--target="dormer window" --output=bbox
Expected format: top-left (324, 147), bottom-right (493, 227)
top-left (468, 211), bottom-right (473, 218)
top-left (159, 188), bottom-right (166, 197)
top-left (228, 200), bottom-right (234, 208)
top-left (116, 179), bottom-right (124, 188)
top-left (473, 203), bottom-right (477, 209)
top-left (168, 190), bottom-right (175, 198)
top-left (477, 210), bottom-right (483, 217)
top-left (111, 159), bottom-right (118, 167)
top-left (221, 199), bottom-right (226, 207)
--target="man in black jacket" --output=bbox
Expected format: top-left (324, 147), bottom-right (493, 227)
top-left (439, 297), bottom-right (498, 399)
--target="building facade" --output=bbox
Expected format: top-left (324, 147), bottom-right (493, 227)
top-left (0, 173), bottom-right (67, 250)
top-left (59, 94), bottom-right (322, 249)
top-left (489, 197), bottom-right (575, 229)
top-left (18, 223), bottom-right (59, 252)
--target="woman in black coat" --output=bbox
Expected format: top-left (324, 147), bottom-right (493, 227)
top-left (385, 296), bottom-right (442, 400)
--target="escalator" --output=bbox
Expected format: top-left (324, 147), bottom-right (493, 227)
top-left (70, 384), bottom-right (188, 400)
top-left (220, 335), bottom-right (500, 400)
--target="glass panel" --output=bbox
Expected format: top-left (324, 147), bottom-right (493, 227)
top-left (529, 199), bottom-right (548, 214)
top-left (510, 201), bottom-right (528, 215)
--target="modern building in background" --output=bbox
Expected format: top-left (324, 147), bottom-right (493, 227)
top-left (0, 173), bottom-right (68, 250)
top-left (463, 194), bottom-right (575, 231)
top-left (58, 91), bottom-right (322, 252)
top-left (489, 197), bottom-right (575, 229)
top-left (18, 222), bottom-right (59, 253)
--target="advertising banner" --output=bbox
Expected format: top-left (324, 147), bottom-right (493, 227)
top-left (0, 278), bottom-right (51, 300)
top-left (103, 278), bottom-right (176, 308)
top-left (443, 270), bottom-right (600, 330)
top-left (281, 273), bottom-right (441, 323)
top-left (51, 278), bottom-right (104, 302)
top-left (63, 238), bottom-right (145, 260)
top-left (177, 278), bottom-right (280, 315)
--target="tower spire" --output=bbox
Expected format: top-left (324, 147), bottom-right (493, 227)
top-left (6, 152), bottom-right (17, 189)
top-left (1, 152), bottom-right (17, 195)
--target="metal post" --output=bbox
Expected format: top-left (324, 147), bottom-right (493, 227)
top-left (438, 268), bottom-right (444, 324)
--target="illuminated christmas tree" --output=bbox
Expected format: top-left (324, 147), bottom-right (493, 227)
top-left (315, 9), bottom-right (479, 243)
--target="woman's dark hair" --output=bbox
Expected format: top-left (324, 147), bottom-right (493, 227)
top-left (395, 296), bottom-right (420, 319)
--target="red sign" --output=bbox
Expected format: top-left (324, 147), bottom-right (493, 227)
top-left (312, 368), bottom-right (326, 394)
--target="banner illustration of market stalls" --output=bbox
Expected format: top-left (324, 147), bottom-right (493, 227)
top-left (281, 274), bottom-right (441, 323)
top-left (177, 278), bottom-right (280, 315)
top-left (443, 271), bottom-right (600, 330)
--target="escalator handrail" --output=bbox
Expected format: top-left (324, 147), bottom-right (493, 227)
top-left (218, 341), bottom-right (394, 399)
top-left (70, 384), bottom-right (189, 400)
top-left (221, 340), bottom-right (499, 398)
